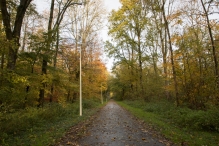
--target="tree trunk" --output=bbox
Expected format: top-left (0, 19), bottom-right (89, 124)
top-left (0, 52), bottom-right (4, 86)
top-left (38, 0), bottom-right (55, 107)
top-left (163, 27), bottom-right (170, 99)
top-left (21, 19), bottom-right (28, 52)
top-left (200, 0), bottom-right (219, 89)
top-left (137, 29), bottom-right (144, 100)
top-left (0, 2), bottom-right (4, 73)
top-left (162, 0), bottom-right (179, 106)
top-left (50, 28), bottom-right (59, 102)
top-left (1, 0), bottom-right (32, 70)
top-left (151, 1), bottom-right (169, 99)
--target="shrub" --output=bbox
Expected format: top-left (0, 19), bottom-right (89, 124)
top-left (122, 99), bottom-right (219, 132)
top-left (0, 103), bottom-right (78, 137)
top-left (82, 98), bottom-right (100, 109)
top-left (184, 109), bottom-right (219, 131)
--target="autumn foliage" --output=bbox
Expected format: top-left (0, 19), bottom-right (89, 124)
top-left (0, 0), bottom-right (107, 109)
top-left (106, 0), bottom-right (219, 109)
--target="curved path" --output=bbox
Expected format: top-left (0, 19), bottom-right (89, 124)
top-left (76, 101), bottom-right (166, 146)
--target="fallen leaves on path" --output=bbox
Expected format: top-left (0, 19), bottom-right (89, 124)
top-left (53, 101), bottom-right (174, 146)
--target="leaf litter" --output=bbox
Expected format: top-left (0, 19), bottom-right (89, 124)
top-left (53, 100), bottom-right (173, 146)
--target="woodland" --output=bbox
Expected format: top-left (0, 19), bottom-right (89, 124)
top-left (0, 0), bottom-right (108, 108)
top-left (107, 0), bottom-right (219, 109)
top-left (0, 0), bottom-right (108, 144)
top-left (105, 0), bottom-right (219, 138)
top-left (0, 0), bottom-right (219, 145)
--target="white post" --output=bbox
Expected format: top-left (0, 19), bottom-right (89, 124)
top-left (101, 83), bottom-right (103, 104)
top-left (80, 44), bottom-right (82, 116)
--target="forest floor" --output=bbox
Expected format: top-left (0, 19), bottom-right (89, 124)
top-left (53, 100), bottom-right (172, 146)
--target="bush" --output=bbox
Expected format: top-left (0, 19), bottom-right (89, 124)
top-left (0, 102), bottom-right (78, 137)
top-left (83, 98), bottom-right (100, 109)
top-left (184, 109), bottom-right (219, 131)
top-left (165, 107), bottom-right (219, 132)
top-left (0, 98), bottom-right (101, 145)
top-left (0, 98), bottom-right (102, 145)
top-left (122, 100), bottom-right (219, 132)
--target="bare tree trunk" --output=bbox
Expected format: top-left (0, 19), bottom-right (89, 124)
top-left (200, 0), bottom-right (219, 89)
top-left (163, 26), bottom-right (170, 99)
top-left (21, 19), bottom-right (28, 52)
top-left (1, 0), bottom-right (32, 70)
top-left (137, 32), bottom-right (144, 100)
top-left (1, 53), bottom-right (4, 70)
top-left (0, 2), bottom-right (2, 73)
top-left (0, 9), bottom-right (3, 101)
top-left (0, 52), bottom-right (4, 87)
top-left (162, 0), bottom-right (179, 106)
top-left (151, 1), bottom-right (169, 99)
top-left (38, 0), bottom-right (55, 107)
top-left (0, 2), bottom-right (4, 73)
top-left (50, 28), bottom-right (59, 102)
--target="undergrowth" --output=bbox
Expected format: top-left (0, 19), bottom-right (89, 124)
top-left (0, 98), bottom-right (103, 146)
top-left (118, 100), bottom-right (219, 146)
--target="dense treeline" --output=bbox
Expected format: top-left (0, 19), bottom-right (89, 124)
top-left (106, 0), bottom-right (219, 110)
top-left (0, 0), bottom-right (107, 110)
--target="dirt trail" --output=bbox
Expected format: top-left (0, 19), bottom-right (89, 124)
top-left (55, 101), bottom-right (169, 146)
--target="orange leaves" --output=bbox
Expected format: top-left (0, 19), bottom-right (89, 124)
top-left (166, 10), bottom-right (184, 28)
top-left (166, 11), bottom-right (182, 21)
top-left (82, 59), bottom-right (108, 99)
top-left (170, 34), bottom-right (183, 44)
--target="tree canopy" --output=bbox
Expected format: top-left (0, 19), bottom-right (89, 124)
top-left (106, 0), bottom-right (219, 109)
top-left (0, 0), bottom-right (108, 109)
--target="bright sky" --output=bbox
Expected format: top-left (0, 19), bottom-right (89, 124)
top-left (102, 0), bottom-right (121, 41)
top-left (104, 0), bottom-right (121, 12)
top-left (35, 0), bottom-right (121, 12)
top-left (34, 0), bottom-right (121, 71)
top-left (34, 0), bottom-right (121, 40)
top-left (101, 0), bottom-right (121, 71)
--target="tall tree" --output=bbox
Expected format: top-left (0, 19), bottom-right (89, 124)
top-left (148, 0), bottom-right (169, 99)
top-left (0, 0), bottom-right (32, 70)
top-left (38, 0), bottom-right (55, 107)
top-left (200, 0), bottom-right (219, 89)
top-left (161, 0), bottom-right (179, 106)
top-left (38, 0), bottom-right (84, 106)
top-left (107, 0), bottom-right (148, 99)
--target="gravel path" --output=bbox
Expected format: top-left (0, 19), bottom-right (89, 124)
top-left (76, 101), bottom-right (166, 146)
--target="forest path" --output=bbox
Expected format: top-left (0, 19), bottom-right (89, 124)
top-left (77, 100), bottom-right (166, 146)
top-left (55, 100), bottom-right (169, 146)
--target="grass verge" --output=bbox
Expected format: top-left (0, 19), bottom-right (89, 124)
top-left (0, 99), bottom-right (106, 146)
top-left (117, 100), bottom-right (219, 146)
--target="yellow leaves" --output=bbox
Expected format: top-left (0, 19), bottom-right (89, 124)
top-left (120, 0), bottom-right (138, 9)
top-left (41, 74), bottom-right (53, 85)
top-left (66, 141), bottom-right (78, 145)
top-left (166, 10), bottom-right (183, 27)
top-left (170, 34), bottom-right (182, 44)
top-left (166, 10), bottom-right (182, 21)
top-left (57, 95), bottom-right (67, 107)
top-left (8, 72), bottom-right (28, 84)
top-left (109, 0), bottom-right (145, 36)
top-left (164, 84), bottom-right (175, 92)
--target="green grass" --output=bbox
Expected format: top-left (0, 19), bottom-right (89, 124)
top-left (117, 100), bottom-right (219, 146)
top-left (0, 99), bottom-right (106, 146)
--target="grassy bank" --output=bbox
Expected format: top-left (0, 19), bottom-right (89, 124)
top-left (0, 99), bottom-right (105, 146)
top-left (117, 100), bottom-right (219, 146)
